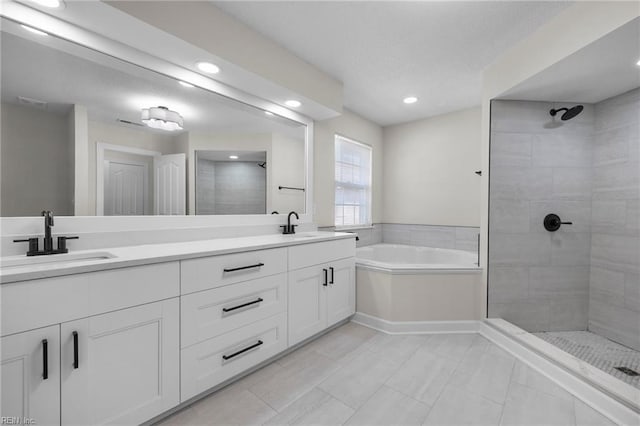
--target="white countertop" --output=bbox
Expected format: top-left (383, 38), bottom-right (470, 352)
top-left (0, 232), bottom-right (355, 284)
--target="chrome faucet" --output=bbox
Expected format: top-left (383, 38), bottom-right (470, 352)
top-left (281, 211), bottom-right (299, 234)
top-left (13, 210), bottom-right (79, 256)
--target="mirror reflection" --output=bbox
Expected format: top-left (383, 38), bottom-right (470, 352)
top-left (0, 22), bottom-right (306, 217)
top-left (196, 151), bottom-right (268, 215)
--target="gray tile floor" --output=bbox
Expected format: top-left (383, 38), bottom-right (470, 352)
top-left (158, 322), bottom-right (618, 426)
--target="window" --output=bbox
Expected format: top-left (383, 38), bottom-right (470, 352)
top-left (334, 135), bottom-right (372, 227)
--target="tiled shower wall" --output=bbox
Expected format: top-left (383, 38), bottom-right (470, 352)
top-left (196, 159), bottom-right (266, 215)
top-left (589, 89), bottom-right (640, 351)
top-left (488, 100), bottom-right (595, 332)
top-left (489, 90), bottom-right (640, 349)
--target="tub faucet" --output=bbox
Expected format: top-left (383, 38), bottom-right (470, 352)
top-left (281, 211), bottom-right (299, 234)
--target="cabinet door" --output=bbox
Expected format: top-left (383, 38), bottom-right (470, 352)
top-left (288, 265), bottom-right (327, 346)
top-left (1, 325), bottom-right (60, 426)
top-left (61, 299), bottom-right (179, 425)
top-left (327, 258), bottom-right (356, 326)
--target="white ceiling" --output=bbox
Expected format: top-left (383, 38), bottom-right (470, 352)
top-left (214, 1), bottom-right (572, 126)
top-left (500, 17), bottom-right (640, 103)
top-left (1, 25), bottom-right (305, 139)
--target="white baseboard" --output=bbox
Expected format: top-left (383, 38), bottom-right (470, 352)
top-left (351, 312), bottom-right (481, 334)
top-left (479, 321), bottom-right (639, 426)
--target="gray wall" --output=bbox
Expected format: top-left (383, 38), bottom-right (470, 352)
top-left (1, 103), bottom-right (74, 216)
top-left (196, 158), bottom-right (266, 215)
top-left (589, 88), bottom-right (640, 351)
top-left (488, 100), bottom-right (594, 332)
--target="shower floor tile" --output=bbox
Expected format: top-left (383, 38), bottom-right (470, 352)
top-left (534, 331), bottom-right (640, 389)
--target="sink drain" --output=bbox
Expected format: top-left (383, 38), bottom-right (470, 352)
top-left (614, 366), bottom-right (639, 376)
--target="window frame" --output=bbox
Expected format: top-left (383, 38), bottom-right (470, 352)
top-left (334, 134), bottom-right (373, 229)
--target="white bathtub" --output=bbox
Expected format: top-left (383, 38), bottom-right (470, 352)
top-left (356, 244), bottom-right (479, 273)
top-left (355, 244), bottom-right (482, 322)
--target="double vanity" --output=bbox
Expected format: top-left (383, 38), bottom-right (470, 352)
top-left (0, 232), bottom-right (356, 425)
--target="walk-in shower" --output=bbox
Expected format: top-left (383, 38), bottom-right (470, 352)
top-left (488, 89), bottom-right (640, 395)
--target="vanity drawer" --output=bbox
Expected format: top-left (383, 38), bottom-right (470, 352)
top-left (181, 312), bottom-right (287, 402)
top-left (181, 248), bottom-right (287, 294)
top-left (288, 238), bottom-right (355, 270)
top-left (1, 262), bottom-right (180, 337)
top-left (181, 273), bottom-right (287, 348)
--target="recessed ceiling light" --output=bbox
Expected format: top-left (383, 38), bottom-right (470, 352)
top-left (31, 0), bottom-right (63, 8)
top-left (264, 111), bottom-right (274, 116)
top-left (196, 62), bottom-right (220, 74)
top-left (285, 100), bottom-right (301, 108)
top-left (403, 96), bottom-right (418, 104)
top-left (21, 25), bottom-right (48, 36)
top-left (178, 81), bottom-right (194, 88)
top-left (229, 155), bottom-right (239, 160)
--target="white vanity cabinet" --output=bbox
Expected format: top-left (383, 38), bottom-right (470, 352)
top-left (326, 257), bottom-right (356, 326)
top-left (0, 325), bottom-right (61, 426)
top-left (1, 234), bottom-right (356, 425)
top-left (288, 240), bottom-right (356, 346)
top-left (179, 248), bottom-right (289, 402)
top-left (60, 299), bottom-right (179, 426)
top-left (0, 263), bottom-right (181, 426)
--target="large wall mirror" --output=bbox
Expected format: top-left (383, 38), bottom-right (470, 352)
top-left (0, 19), bottom-right (307, 217)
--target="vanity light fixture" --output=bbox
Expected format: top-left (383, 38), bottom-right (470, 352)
top-left (403, 96), bottom-right (418, 104)
top-left (285, 100), bottom-right (301, 108)
top-left (141, 106), bottom-right (183, 131)
top-left (21, 25), bottom-right (49, 36)
top-left (229, 155), bottom-right (239, 160)
top-left (31, 0), bottom-right (63, 8)
top-left (179, 81), bottom-right (194, 88)
top-left (196, 62), bottom-right (220, 74)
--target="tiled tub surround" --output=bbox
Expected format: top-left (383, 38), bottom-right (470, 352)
top-left (319, 225), bottom-right (383, 248)
top-left (382, 223), bottom-right (480, 253)
top-left (589, 89), bottom-right (640, 352)
top-left (488, 99), bottom-right (595, 332)
top-left (320, 224), bottom-right (479, 253)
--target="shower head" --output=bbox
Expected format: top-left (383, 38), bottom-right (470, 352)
top-left (549, 105), bottom-right (584, 121)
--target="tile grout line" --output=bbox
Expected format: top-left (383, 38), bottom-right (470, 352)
top-left (253, 329), bottom-right (380, 421)
top-left (333, 334), bottom-right (429, 423)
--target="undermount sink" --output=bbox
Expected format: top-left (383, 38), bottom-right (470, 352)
top-left (1, 251), bottom-right (116, 269)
